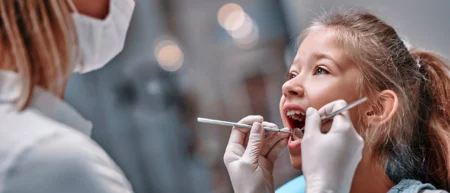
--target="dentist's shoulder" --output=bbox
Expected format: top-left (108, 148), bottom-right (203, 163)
top-left (0, 107), bottom-right (132, 193)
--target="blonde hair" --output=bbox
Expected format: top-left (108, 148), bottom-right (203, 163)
top-left (0, 0), bottom-right (77, 110)
top-left (302, 9), bottom-right (450, 189)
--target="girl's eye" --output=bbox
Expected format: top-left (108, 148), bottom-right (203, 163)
top-left (314, 66), bottom-right (329, 75)
top-left (286, 72), bottom-right (297, 80)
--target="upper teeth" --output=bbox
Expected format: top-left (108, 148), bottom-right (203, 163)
top-left (286, 110), bottom-right (304, 117)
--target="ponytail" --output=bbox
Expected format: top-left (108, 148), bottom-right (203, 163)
top-left (410, 49), bottom-right (450, 189)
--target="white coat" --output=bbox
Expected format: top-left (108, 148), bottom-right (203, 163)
top-left (0, 70), bottom-right (133, 193)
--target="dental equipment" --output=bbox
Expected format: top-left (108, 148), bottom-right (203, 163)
top-left (197, 117), bottom-right (291, 133)
top-left (197, 97), bottom-right (368, 134)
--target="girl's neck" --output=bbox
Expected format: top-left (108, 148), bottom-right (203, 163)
top-left (351, 148), bottom-right (394, 193)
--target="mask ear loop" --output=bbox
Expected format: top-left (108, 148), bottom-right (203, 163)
top-left (66, 0), bottom-right (79, 13)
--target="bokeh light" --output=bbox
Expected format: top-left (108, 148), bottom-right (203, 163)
top-left (229, 16), bottom-right (254, 39)
top-left (233, 24), bottom-right (259, 49)
top-left (217, 3), bottom-right (244, 30)
top-left (154, 39), bottom-right (184, 72)
top-left (217, 3), bottom-right (259, 49)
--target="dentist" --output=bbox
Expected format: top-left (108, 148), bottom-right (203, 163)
top-left (0, 0), bottom-right (135, 192)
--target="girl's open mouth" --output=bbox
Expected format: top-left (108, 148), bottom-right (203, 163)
top-left (286, 109), bottom-right (306, 136)
top-left (284, 108), bottom-right (306, 148)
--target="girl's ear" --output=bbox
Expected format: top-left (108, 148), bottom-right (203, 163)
top-left (365, 90), bottom-right (398, 126)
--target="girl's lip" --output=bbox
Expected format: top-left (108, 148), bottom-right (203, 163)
top-left (288, 135), bottom-right (301, 149)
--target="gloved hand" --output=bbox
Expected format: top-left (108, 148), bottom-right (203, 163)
top-left (301, 100), bottom-right (364, 193)
top-left (224, 115), bottom-right (289, 193)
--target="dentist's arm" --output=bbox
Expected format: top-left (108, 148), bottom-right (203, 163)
top-left (3, 134), bottom-right (133, 193)
top-left (71, 0), bottom-right (110, 19)
top-left (301, 100), bottom-right (364, 193)
top-left (71, 0), bottom-right (135, 20)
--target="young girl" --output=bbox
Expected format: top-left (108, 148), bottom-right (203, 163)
top-left (224, 8), bottom-right (450, 193)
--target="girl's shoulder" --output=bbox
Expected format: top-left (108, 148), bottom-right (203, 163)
top-left (388, 179), bottom-right (448, 193)
top-left (275, 176), bottom-right (448, 193)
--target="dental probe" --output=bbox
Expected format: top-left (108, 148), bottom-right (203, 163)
top-left (197, 97), bottom-right (368, 134)
top-left (197, 117), bottom-right (291, 133)
top-left (320, 97), bottom-right (368, 122)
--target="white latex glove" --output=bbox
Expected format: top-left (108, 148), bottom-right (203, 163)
top-left (224, 115), bottom-right (289, 193)
top-left (301, 100), bottom-right (364, 193)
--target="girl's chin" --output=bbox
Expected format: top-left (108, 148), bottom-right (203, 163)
top-left (288, 151), bottom-right (302, 170)
top-left (290, 159), bottom-right (302, 170)
top-left (287, 131), bottom-right (303, 170)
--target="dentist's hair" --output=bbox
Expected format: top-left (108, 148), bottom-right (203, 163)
top-left (0, 0), bottom-right (77, 110)
top-left (302, 8), bottom-right (450, 189)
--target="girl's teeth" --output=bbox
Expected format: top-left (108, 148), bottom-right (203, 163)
top-left (287, 110), bottom-right (304, 116)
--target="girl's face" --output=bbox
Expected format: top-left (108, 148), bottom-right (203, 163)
top-left (280, 28), bottom-right (362, 169)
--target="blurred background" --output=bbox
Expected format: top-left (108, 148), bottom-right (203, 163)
top-left (64, 0), bottom-right (450, 192)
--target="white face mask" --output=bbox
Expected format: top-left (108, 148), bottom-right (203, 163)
top-left (68, 0), bottom-right (135, 73)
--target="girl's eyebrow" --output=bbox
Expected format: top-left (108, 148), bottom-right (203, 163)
top-left (312, 52), bottom-right (341, 69)
top-left (289, 52), bottom-right (343, 72)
